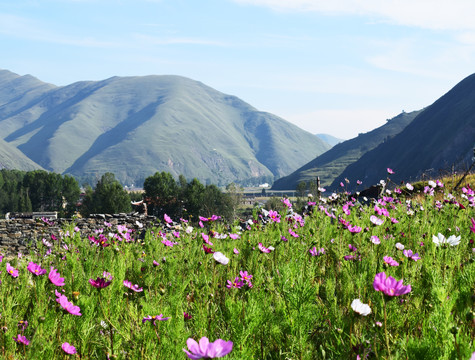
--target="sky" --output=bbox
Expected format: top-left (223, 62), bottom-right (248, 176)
top-left (1, 0), bottom-right (475, 139)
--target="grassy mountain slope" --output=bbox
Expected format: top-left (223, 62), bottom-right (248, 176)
top-left (316, 133), bottom-right (344, 147)
top-left (332, 73), bottom-right (475, 191)
top-left (0, 137), bottom-right (44, 171)
top-left (0, 73), bottom-right (330, 186)
top-left (271, 110), bottom-right (421, 190)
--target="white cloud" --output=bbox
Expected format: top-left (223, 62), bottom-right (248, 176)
top-left (232, 0), bottom-right (475, 31)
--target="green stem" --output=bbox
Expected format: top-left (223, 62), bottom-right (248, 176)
top-left (383, 295), bottom-right (391, 357)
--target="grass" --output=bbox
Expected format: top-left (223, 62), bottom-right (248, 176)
top-left (0, 176), bottom-right (474, 359)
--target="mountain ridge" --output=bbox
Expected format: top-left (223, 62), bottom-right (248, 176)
top-left (0, 70), bottom-right (330, 186)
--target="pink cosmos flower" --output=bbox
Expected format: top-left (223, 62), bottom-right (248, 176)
top-left (288, 228), bottom-right (299, 238)
top-left (183, 337), bottom-right (233, 359)
top-left (383, 256), bottom-right (399, 266)
top-left (6, 263), bottom-right (19, 278)
top-left (387, 168), bottom-right (395, 174)
top-left (371, 236), bottom-right (381, 244)
top-left (13, 334), bottom-right (30, 345)
top-left (164, 214), bottom-right (173, 224)
top-left (373, 272), bottom-right (411, 297)
top-left (239, 270), bottom-right (253, 284)
top-left (370, 215), bottom-right (384, 226)
top-left (49, 267), bottom-right (65, 286)
top-left (229, 233), bottom-right (240, 240)
top-left (62, 342), bottom-right (77, 354)
top-left (347, 224), bottom-right (362, 233)
top-left (56, 292), bottom-right (82, 316)
top-left (470, 218), bottom-right (475, 234)
top-left (233, 248), bottom-right (239, 255)
top-left (281, 198), bottom-right (292, 208)
top-left (27, 262), bottom-right (47, 276)
top-left (142, 314), bottom-right (171, 325)
top-left (123, 280), bottom-right (143, 292)
top-left (201, 233), bottom-right (213, 246)
top-left (268, 210), bottom-right (281, 223)
top-left (258, 242), bottom-right (271, 253)
top-left (226, 277), bottom-right (244, 289)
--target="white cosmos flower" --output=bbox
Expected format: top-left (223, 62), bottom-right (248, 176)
top-left (351, 299), bottom-right (371, 316)
top-left (406, 183), bottom-right (414, 191)
top-left (212, 252), bottom-right (229, 265)
top-left (432, 233), bottom-right (461, 247)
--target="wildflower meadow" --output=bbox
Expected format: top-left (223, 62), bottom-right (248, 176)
top-left (0, 174), bottom-right (474, 359)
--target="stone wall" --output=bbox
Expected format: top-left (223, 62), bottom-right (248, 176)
top-left (0, 213), bottom-right (158, 255)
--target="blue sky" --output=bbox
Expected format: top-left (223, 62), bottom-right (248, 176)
top-left (1, 0), bottom-right (475, 139)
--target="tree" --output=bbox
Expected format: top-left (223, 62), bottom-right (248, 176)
top-left (80, 173), bottom-right (131, 216)
top-left (143, 171), bottom-right (180, 218)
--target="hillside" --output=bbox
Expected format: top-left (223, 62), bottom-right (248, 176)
top-left (316, 133), bottom-right (344, 147)
top-left (331, 73), bottom-right (475, 191)
top-left (0, 70), bottom-right (330, 186)
top-left (271, 110), bottom-right (421, 190)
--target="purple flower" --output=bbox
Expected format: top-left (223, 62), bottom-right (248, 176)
top-left (226, 277), bottom-right (244, 289)
top-left (13, 334), bottom-right (30, 345)
top-left (62, 342), bottom-right (77, 354)
top-left (309, 247), bottom-right (325, 256)
top-left (183, 337), bottom-right (233, 359)
top-left (470, 218), bottom-right (475, 234)
top-left (27, 262), bottom-right (47, 276)
top-left (373, 272), bottom-right (411, 297)
top-left (49, 267), bottom-right (65, 286)
top-left (142, 314), bottom-right (170, 325)
top-left (383, 256), bottom-right (399, 266)
top-left (89, 277), bottom-right (112, 289)
top-left (6, 263), bottom-right (19, 278)
top-left (123, 280), bottom-right (143, 292)
top-left (403, 249), bottom-right (421, 261)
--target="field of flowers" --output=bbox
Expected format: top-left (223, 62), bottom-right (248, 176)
top-left (0, 174), bottom-right (474, 359)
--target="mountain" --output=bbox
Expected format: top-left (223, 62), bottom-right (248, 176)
top-left (331, 73), bottom-right (475, 191)
top-left (0, 70), bottom-right (330, 186)
top-left (316, 133), bottom-right (345, 147)
top-left (0, 137), bottom-right (44, 171)
top-left (271, 110), bottom-right (421, 190)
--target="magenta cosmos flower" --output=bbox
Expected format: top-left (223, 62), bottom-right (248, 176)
top-left (13, 334), bottom-right (30, 345)
top-left (62, 342), bottom-right (77, 354)
top-left (123, 280), bottom-right (143, 292)
top-left (373, 272), bottom-right (411, 296)
top-left (27, 262), bottom-right (47, 276)
top-left (56, 291), bottom-right (82, 316)
top-left (89, 277), bottom-right (111, 289)
top-left (258, 242), bottom-right (271, 253)
top-left (183, 337), bottom-right (233, 359)
top-left (49, 267), bottom-right (65, 286)
top-left (268, 210), bottom-right (281, 223)
top-left (6, 263), bottom-right (19, 278)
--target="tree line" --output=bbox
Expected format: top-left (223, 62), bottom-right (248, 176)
top-left (0, 170), bottom-right (241, 222)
